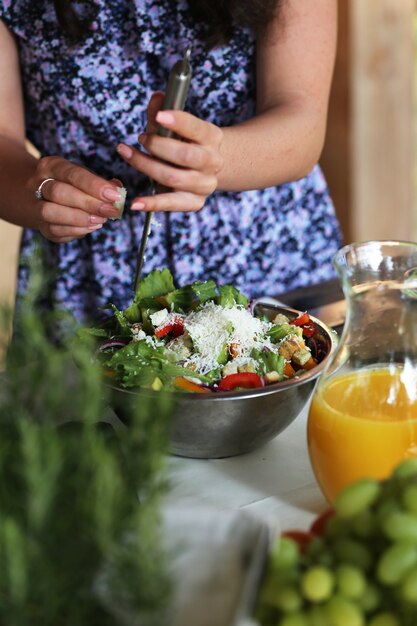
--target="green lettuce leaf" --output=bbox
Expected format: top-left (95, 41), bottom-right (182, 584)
top-left (191, 280), bottom-right (218, 303)
top-left (217, 285), bottom-right (249, 309)
top-left (104, 340), bottom-right (208, 389)
top-left (134, 269), bottom-right (175, 302)
top-left (157, 286), bottom-right (195, 311)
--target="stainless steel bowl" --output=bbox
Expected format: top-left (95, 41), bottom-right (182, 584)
top-left (108, 304), bottom-right (337, 459)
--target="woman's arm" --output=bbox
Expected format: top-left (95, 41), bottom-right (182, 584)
top-left (0, 19), bottom-right (38, 228)
top-left (123, 0), bottom-right (336, 211)
top-left (221, 0), bottom-right (337, 190)
top-left (0, 20), bottom-right (123, 241)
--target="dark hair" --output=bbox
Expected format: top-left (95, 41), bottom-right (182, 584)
top-left (52, 0), bottom-right (280, 46)
top-left (53, 0), bottom-right (90, 41)
top-left (187, 0), bottom-right (280, 46)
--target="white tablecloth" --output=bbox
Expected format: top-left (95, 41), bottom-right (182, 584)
top-left (166, 405), bottom-right (328, 533)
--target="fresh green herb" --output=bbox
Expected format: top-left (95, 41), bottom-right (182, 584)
top-left (0, 256), bottom-right (174, 625)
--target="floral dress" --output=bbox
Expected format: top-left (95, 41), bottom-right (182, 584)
top-left (0, 0), bottom-right (342, 324)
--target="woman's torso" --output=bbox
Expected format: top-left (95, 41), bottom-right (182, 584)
top-left (1, 0), bottom-right (342, 323)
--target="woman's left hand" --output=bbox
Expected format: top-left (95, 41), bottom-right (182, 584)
top-left (116, 92), bottom-right (224, 212)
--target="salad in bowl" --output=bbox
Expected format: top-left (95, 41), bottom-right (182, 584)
top-left (82, 269), bottom-right (329, 395)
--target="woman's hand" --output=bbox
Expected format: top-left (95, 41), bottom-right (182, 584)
top-left (28, 156), bottom-right (123, 243)
top-left (116, 92), bottom-right (224, 213)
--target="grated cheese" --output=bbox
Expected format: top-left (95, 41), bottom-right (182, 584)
top-left (182, 302), bottom-right (274, 375)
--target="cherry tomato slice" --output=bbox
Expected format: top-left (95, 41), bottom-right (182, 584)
top-left (218, 372), bottom-right (264, 391)
top-left (291, 312), bottom-right (310, 327)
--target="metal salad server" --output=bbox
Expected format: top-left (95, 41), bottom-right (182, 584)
top-left (133, 48), bottom-right (192, 291)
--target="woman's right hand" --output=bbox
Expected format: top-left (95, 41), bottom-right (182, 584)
top-left (27, 156), bottom-right (124, 243)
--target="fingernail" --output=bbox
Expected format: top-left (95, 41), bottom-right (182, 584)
top-left (97, 203), bottom-right (121, 217)
top-left (131, 201), bottom-right (146, 210)
top-left (156, 111), bottom-right (175, 126)
top-left (103, 187), bottom-right (122, 202)
top-left (88, 224), bottom-right (104, 230)
top-left (117, 144), bottom-right (133, 159)
top-left (89, 215), bottom-right (107, 225)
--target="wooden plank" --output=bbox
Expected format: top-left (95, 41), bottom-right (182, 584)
top-left (350, 0), bottom-right (415, 241)
top-left (0, 220), bottom-right (20, 362)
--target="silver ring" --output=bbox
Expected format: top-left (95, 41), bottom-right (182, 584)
top-left (34, 178), bottom-right (55, 201)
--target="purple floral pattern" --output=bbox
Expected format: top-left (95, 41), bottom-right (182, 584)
top-left (1, 0), bottom-right (342, 323)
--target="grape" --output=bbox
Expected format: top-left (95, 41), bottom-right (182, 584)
top-left (335, 478), bottom-right (380, 518)
top-left (377, 542), bottom-right (417, 585)
top-left (400, 565), bottom-right (417, 603)
top-left (335, 564), bottom-right (366, 600)
top-left (402, 483), bottom-right (417, 514)
top-left (324, 594), bottom-right (364, 626)
top-left (367, 612), bottom-right (401, 626)
top-left (254, 603), bottom-right (277, 626)
top-left (393, 458), bottom-right (417, 479)
top-left (358, 582), bottom-right (381, 613)
top-left (331, 537), bottom-right (372, 571)
top-left (382, 511), bottom-right (417, 543)
top-left (375, 497), bottom-right (400, 526)
top-left (259, 575), bottom-right (291, 607)
top-left (272, 585), bottom-right (303, 612)
top-left (255, 462), bottom-right (417, 626)
top-left (301, 565), bottom-right (334, 602)
top-left (350, 509), bottom-right (376, 538)
top-left (304, 536), bottom-right (328, 561)
top-left (324, 515), bottom-right (350, 539)
top-left (278, 612), bottom-right (309, 626)
top-left (308, 604), bottom-right (331, 626)
top-left (270, 536), bottom-right (300, 571)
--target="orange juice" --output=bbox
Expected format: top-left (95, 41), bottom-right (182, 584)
top-left (308, 368), bottom-right (417, 503)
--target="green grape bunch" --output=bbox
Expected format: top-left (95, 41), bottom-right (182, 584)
top-left (255, 459), bottom-right (417, 626)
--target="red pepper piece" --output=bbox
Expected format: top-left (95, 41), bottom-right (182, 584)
top-left (291, 311), bottom-right (310, 327)
top-left (155, 316), bottom-right (184, 339)
top-left (301, 322), bottom-right (316, 338)
top-left (218, 372), bottom-right (264, 391)
top-left (310, 508), bottom-right (335, 537)
top-left (172, 317), bottom-right (185, 337)
top-left (155, 323), bottom-right (173, 339)
top-left (281, 530), bottom-right (315, 553)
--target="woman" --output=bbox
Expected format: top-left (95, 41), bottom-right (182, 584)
top-left (0, 0), bottom-right (342, 323)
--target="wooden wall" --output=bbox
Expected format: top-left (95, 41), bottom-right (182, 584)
top-left (0, 221), bottom-right (20, 359)
top-left (321, 0), bottom-right (415, 244)
top-left (0, 223), bottom-right (20, 306)
top-left (0, 0), bottom-right (416, 315)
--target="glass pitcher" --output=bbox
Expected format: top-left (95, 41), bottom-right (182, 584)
top-left (308, 240), bottom-right (417, 504)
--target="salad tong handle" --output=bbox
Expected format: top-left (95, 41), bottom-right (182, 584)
top-left (133, 48), bottom-right (192, 292)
